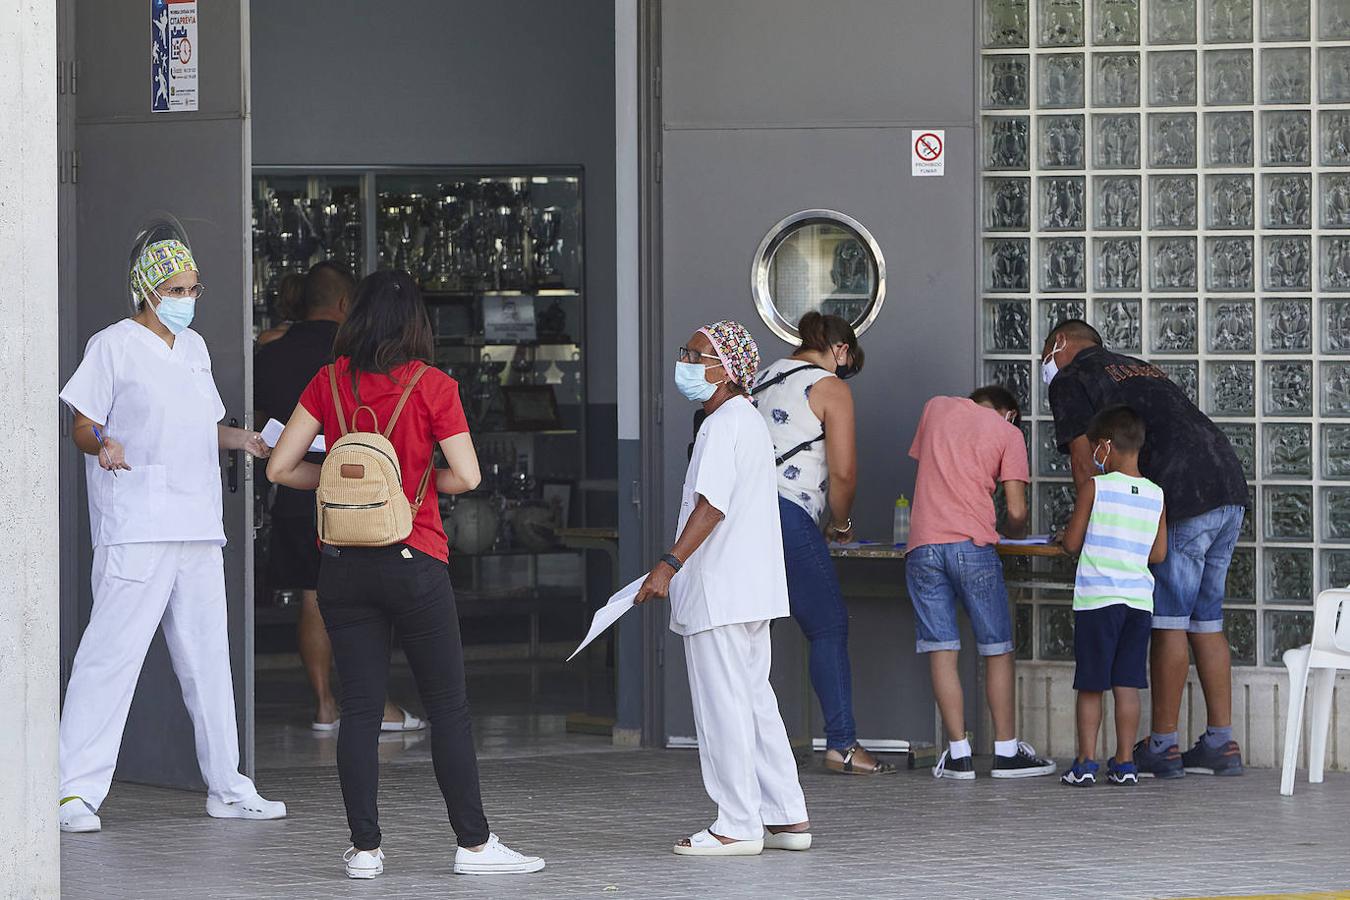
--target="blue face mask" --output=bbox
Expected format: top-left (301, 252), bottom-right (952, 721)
top-left (675, 361), bottom-right (720, 403)
top-left (152, 292), bottom-right (196, 335)
top-left (1092, 440), bottom-right (1111, 474)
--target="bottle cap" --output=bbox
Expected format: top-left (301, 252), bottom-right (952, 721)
top-left (896, 495), bottom-right (909, 508)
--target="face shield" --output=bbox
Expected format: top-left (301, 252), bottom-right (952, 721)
top-left (127, 215), bottom-right (195, 314)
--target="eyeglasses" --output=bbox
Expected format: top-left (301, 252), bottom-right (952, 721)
top-left (677, 346), bottom-right (719, 364)
top-left (159, 283), bottom-right (206, 300)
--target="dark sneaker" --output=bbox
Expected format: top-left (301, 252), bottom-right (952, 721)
top-left (1181, 737), bottom-right (1245, 776)
top-left (1106, 757), bottom-right (1138, 786)
top-left (932, 750), bottom-right (975, 781)
top-left (1060, 758), bottom-right (1099, 786)
top-left (991, 741), bottom-right (1057, 779)
top-left (1132, 739), bottom-right (1185, 779)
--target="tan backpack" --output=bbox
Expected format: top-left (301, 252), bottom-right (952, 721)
top-left (316, 363), bottom-right (434, 547)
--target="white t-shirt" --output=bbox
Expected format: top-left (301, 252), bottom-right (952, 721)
top-left (59, 319), bottom-right (228, 547)
top-left (669, 395), bottom-right (790, 636)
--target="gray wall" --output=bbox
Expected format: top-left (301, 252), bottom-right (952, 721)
top-left (654, 0), bottom-right (978, 744)
top-left (250, 0), bottom-right (619, 408)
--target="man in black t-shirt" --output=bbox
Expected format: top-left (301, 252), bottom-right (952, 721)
top-left (255, 261), bottom-right (422, 733)
top-left (1043, 319), bottom-right (1247, 779)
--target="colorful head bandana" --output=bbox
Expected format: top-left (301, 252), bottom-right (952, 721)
top-left (131, 239), bottom-right (197, 301)
top-left (699, 320), bottom-right (760, 388)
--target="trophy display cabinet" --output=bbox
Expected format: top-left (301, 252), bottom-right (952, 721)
top-left (252, 166), bottom-right (590, 656)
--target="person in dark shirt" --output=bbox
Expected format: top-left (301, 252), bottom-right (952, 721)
top-left (1043, 319), bottom-right (1247, 779)
top-left (254, 260), bottom-right (424, 733)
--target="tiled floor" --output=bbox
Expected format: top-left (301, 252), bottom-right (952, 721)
top-left (63, 747), bottom-right (1350, 900)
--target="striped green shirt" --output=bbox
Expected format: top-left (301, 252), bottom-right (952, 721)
top-left (1073, 472), bottom-right (1165, 613)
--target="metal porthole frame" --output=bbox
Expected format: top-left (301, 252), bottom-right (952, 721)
top-left (750, 208), bottom-right (887, 344)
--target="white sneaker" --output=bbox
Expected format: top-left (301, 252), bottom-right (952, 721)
top-left (453, 833), bottom-right (545, 875)
top-left (205, 792), bottom-right (287, 820)
top-left (59, 797), bottom-right (101, 833)
top-left (343, 847), bottom-right (385, 879)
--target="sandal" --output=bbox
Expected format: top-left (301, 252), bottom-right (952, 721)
top-left (763, 829), bottom-right (812, 851)
top-left (672, 829), bottom-right (764, 857)
top-left (823, 743), bottom-right (897, 776)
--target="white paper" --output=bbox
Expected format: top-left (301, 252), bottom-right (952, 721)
top-left (999, 535), bottom-right (1053, 546)
top-left (568, 575), bottom-right (647, 662)
top-left (260, 418), bottom-right (325, 453)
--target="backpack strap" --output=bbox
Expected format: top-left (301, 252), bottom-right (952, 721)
top-left (775, 434), bottom-right (826, 468)
top-left (750, 363), bottom-right (820, 397)
top-left (381, 363), bottom-right (436, 515)
top-left (327, 364), bottom-right (349, 437)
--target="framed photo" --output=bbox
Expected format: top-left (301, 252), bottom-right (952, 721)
top-left (502, 385), bottom-right (562, 430)
top-left (541, 481), bottom-right (572, 529)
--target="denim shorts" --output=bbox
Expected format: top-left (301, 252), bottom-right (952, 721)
top-left (904, 540), bottom-right (1013, 656)
top-left (1150, 504), bottom-right (1245, 634)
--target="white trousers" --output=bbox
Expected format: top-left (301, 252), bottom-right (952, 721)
top-left (683, 620), bottom-right (808, 841)
top-left (59, 541), bottom-right (255, 810)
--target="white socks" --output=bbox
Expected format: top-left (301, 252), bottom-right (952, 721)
top-left (948, 738), bottom-right (972, 759)
top-left (995, 738), bottom-right (1020, 758)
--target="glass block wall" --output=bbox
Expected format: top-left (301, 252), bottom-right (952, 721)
top-left (977, 0), bottom-right (1350, 667)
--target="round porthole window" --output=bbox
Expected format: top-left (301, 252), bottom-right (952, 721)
top-left (751, 209), bottom-right (886, 343)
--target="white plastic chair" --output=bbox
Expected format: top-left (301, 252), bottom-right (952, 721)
top-left (1280, 588), bottom-right (1350, 796)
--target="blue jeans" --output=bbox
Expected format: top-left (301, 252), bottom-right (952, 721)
top-left (904, 541), bottom-right (1014, 656)
top-left (1150, 504), bottom-right (1245, 633)
top-left (778, 496), bottom-right (857, 750)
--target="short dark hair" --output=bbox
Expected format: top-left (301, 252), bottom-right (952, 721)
top-left (796, 311), bottom-right (864, 376)
top-left (332, 269), bottom-right (434, 393)
top-left (1087, 404), bottom-right (1146, 453)
top-left (305, 260), bottom-right (356, 312)
top-left (969, 384), bottom-right (1021, 423)
top-left (1047, 318), bottom-right (1103, 347)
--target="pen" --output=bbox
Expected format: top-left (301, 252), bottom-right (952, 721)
top-left (91, 425), bottom-right (118, 478)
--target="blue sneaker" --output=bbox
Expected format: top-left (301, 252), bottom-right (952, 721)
top-left (1181, 737), bottom-right (1245, 776)
top-left (1132, 739), bottom-right (1185, 779)
top-left (1106, 757), bottom-right (1138, 785)
top-left (1060, 758), bottom-right (1099, 786)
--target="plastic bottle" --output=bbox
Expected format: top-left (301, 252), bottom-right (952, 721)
top-left (893, 495), bottom-right (911, 547)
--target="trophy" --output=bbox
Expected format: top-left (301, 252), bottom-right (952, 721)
top-left (423, 192), bottom-right (467, 292)
top-left (491, 204), bottom-right (528, 291)
top-left (529, 206), bottom-right (564, 287)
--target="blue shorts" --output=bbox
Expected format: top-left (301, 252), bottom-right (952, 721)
top-left (1073, 605), bottom-right (1151, 692)
top-left (904, 541), bottom-right (1013, 656)
top-left (1150, 504), bottom-right (1245, 634)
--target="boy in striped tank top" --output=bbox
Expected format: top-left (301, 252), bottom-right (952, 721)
top-left (1059, 406), bottom-right (1168, 787)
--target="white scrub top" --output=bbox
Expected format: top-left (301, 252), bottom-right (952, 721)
top-left (60, 319), bottom-right (228, 548)
top-left (669, 395), bottom-right (790, 636)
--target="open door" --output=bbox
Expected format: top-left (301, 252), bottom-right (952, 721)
top-left (65, 0), bottom-right (253, 788)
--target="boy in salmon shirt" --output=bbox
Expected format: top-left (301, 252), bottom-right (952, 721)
top-left (906, 386), bottom-right (1056, 780)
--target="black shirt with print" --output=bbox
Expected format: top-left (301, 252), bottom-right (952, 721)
top-left (1047, 345), bottom-right (1248, 522)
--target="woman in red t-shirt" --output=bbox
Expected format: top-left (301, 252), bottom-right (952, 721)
top-left (267, 270), bottom-right (544, 879)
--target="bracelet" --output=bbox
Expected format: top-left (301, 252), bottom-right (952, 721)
top-left (659, 553), bottom-right (683, 573)
top-left (829, 518), bottom-right (852, 534)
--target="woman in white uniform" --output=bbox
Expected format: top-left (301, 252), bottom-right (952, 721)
top-left (636, 320), bottom-right (810, 857)
top-left (56, 229), bottom-right (286, 833)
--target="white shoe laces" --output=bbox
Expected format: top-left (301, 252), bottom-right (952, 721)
top-left (1016, 740), bottom-right (1043, 761)
top-left (486, 835), bottom-right (528, 862)
top-left (932, 749), bottom-right (951, 779)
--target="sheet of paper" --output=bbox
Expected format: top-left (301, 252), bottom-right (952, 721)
top-left (999, 535), bottom-right (1053, 546)
top-left (568, 575), bottom-right (647, 662)
top-left (260, 418), bottom-right (326, 453)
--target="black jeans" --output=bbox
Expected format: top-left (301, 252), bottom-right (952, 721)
top-left (317, 544), bottom-right (489, 851)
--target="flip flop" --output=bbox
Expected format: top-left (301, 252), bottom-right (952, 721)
top-left (380, 708), bottom-right (427, 732)
top-left (763, 830), bottom-right (812, 851)
top-left (672, 829), bottom-right (763, 857)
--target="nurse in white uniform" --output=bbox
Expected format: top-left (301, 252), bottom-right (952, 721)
top-left (56, 229), bottom-right (286, 833)
top-left (635, 320), bottom-right (810, 857)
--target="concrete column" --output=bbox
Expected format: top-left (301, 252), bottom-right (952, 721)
top-left (0, 1), bottom-right (61, 897)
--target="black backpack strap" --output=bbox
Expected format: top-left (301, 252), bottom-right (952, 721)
top-left (751, 363), bottom-right (820, 396)
top-left (775, 434), bottom-right (826, 468)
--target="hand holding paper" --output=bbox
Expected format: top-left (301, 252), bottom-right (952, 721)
top-left (568, 576), bottom-right (646, 662)
top-left (260, 418), bottom-right (325, 454)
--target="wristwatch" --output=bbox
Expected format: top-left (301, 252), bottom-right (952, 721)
top-left (659, 553), bottom-right (683, 572)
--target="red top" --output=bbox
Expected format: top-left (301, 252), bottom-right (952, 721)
top-left (300, 358), bottom-right (468, 562)
top-left (907, 396), bottom-right (1030, 551)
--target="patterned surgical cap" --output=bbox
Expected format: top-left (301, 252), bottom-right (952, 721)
top-left (699, 320), bottom-right (760, 388)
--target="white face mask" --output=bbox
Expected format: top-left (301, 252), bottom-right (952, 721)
top-left (1041, 337), bottom-right (1066, 386)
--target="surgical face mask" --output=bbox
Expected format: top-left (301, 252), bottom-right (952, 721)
top-left (151, 290), bottom-right (196, 335)
top-left (1041, 337), bottom-right (1066, 386)
top-left (675, 360), bottom-right (720, 402)
top-left (1092, 439), bottom-right (1111, 474)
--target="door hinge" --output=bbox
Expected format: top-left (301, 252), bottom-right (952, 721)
top-left (655, 392), bottom-right (663, 426)
top-left (70, 60), bottom-right (79, 95)
top-left (653, 65), bottom-right (661, 99)
top-left (654, 150), bottom-right (662, 184)
top-left (70, 150), bottom-right (80, 184)
top-left (630, 480), bottom-right (641, 511)
top-left (57, 59), bottom-right (65, 95)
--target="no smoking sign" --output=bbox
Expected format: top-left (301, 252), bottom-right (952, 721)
top-left (911, 129), bottom-right (945, 177)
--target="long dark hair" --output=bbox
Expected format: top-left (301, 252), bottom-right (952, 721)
top-left (332, 269), bottom-right (434, 392)
top-left (796, 311), bottom-right (865, 377)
